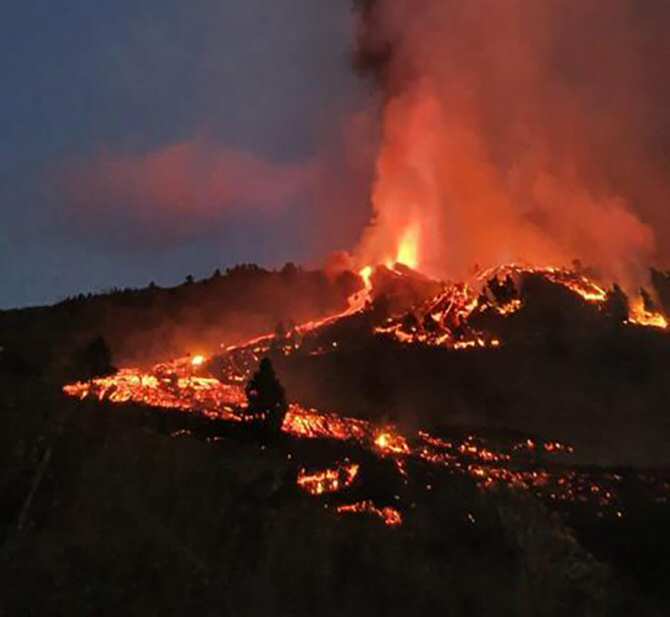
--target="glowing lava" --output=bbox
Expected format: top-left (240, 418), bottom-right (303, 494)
top-left (374, 429), bottom-right (411, 455)
top-left (628, 298), bottom-right (668, 329)
top-left (336, 501), bottom-right (403, 527)
top-left (62, 261), bottom-right (670, 527)
top-left (359, 265), bottom-right (373, 290)
top-left (297, 463), bottom-right (359, 495)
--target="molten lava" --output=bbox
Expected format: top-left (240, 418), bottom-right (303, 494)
top-left (628, 298), bottom-right (669, 329)
top-left (359, 265), bottom-right (373, 290)
top-left (62, 261), bottom-right (670, 526)
top-left (297, 463), bottom-right (359, 495)
top-left (336, 501), bottom-right (403, 527)
top-left (374, 429), bottom-right (411, 456)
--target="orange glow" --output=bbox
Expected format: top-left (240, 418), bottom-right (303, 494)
top-left (63, 356), bottom-right (667, 517)
top-left (336, 501), bottom-right (403, 526)
top-left (297, 463), bottom-right (359, 495)
top-left (628, 297), bottom-right (668, 329)
top-left (393, 224), bottom-right (420, 269)
top-left (374, 429), bottom-right (411, 455)
top-left (62, 262), bottom-right (670, 526)
top-left (359, 265), bottom-right (373, 290)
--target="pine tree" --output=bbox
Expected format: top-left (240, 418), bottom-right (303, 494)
top-left (245, 358), bottom-right (288, 433)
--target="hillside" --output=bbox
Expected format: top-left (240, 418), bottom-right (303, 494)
top-left (2, 263), bottom-right (670, 616)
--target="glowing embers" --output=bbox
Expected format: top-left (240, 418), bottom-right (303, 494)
top-left (63, 362), bottom-right (245, 422)
top-left (374, 282), bottom-right (498, 350)
top-left (478, 264), bottom-right (609, 305)
top-left (373, 262), bottom-right (667, 354)
top-left (297, 462), bottom-right (359, 495)
top-left (627, 298), bottom-right (669, 329)
top-left (495, 298), bottom-right (523, 316)
top-left (374, 428), bottom-right (411, 455)
top-left (336, 500), bottom-right (403, 527)
top-left (282, 405), bottom-right (370, 443)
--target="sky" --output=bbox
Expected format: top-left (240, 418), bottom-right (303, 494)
top-left (5, 1), bottom-right (670, 308)
top-left (0, 1), bottom-right (374, 308)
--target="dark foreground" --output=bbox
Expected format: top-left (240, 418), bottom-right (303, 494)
top-left (2, 375), bottom-right (669, 617)
top-left (3, 267), bottom-right (670, 615)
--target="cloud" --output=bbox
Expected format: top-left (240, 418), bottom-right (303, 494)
top-left (53, 139), bottom-right (317, 243)
top-left (48, 109), bottom-right (378, 258)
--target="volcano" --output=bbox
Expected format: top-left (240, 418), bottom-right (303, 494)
top-left (3, 259), bottom-right (670, 614)
top-left (63, 262), bottom-right (670, 527)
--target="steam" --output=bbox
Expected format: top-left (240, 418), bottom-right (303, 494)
top-left (354, 0), bottom-right (670, 288)
top-left (52, 121), bottom-right (375, 256)
top-left (55, 140), bottom-right (314, 242)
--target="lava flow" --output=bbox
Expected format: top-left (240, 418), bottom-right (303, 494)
top-left (336, 501), bottom-right (403, 527)
top-left (63, 262), bottom-right (670, 526)
top-left (297, 463), bottom-right (359, 496)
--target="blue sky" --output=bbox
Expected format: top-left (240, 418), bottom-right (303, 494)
top-left (0, 1), bottom-right (373, 307)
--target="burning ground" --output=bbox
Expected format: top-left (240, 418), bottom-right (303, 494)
top-left (4, 262), bottom-right (670, 615)
top-left (61, 263), bottom-right (670, 523)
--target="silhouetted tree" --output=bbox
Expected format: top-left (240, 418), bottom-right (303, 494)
top-left (604, 284), bottom-right (629, 324)
top-left (650, 267), bottom-right (670, 315)
top-left (185, 274), bottom-right (194, 285)
top-left (271, 322), bottom-right (288, 352)
top-left (73, 336), bottom-right (115, 380)
top-left (245, 358), bottom-right (288, 433)
top-left (641, 287), bottom-right (657, 313)
top-left (274, 321), bottom-right (287, 339)
top-left (281, 262), bottom-right (299, 277)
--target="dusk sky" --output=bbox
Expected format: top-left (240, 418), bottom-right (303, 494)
top-left (5, 1), bottom-right (670, 309)
top-left (1, 1), bottom-right (374, 308)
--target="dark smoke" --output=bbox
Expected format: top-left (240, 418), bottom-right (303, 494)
top-left (352, 0), bottom-right (670, 289)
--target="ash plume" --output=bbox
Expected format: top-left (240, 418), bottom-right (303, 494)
top-left (353, 0), bottom-right (670, 288)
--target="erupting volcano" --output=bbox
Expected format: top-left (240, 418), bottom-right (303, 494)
top-left (9, 1), bottom-right (670, 614)
top-left (63, 257), bottom-right (670, 527)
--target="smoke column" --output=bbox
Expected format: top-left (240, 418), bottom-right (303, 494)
top-left (353, 0), bottom-right (670, 287)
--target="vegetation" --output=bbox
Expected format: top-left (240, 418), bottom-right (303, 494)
top-left (0, 264), bottom-right (359, 378)
top-left (246, 358), bottom-right (289, 433)
top-left (2, 263), bottom-right (670, 614)
top-left (71, 336), bottom-right (115, 380)
top-left (0, 376), bottom-right (657, 616)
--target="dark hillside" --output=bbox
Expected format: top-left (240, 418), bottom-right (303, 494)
top-left (0, 264), bottom-right (359, 378)
top-left (0, 374), bottom-right (654, 617)
top-left (3, 266), bottom-right (670, 615)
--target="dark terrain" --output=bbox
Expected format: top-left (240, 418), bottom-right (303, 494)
top-left (2, 264), bottom-right (670, 616)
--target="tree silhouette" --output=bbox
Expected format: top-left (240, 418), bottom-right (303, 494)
top-left (74, 336), bottom-right (115, 380)
top-left (641, 287), bottom-right (657, 313)
top-left (604, 284), bottom-right (629, 325)
top-left (245, 358), bottom-right (288, 433)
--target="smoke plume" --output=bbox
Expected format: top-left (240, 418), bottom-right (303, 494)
top-left (354, 0), bottom-right (670, 288)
